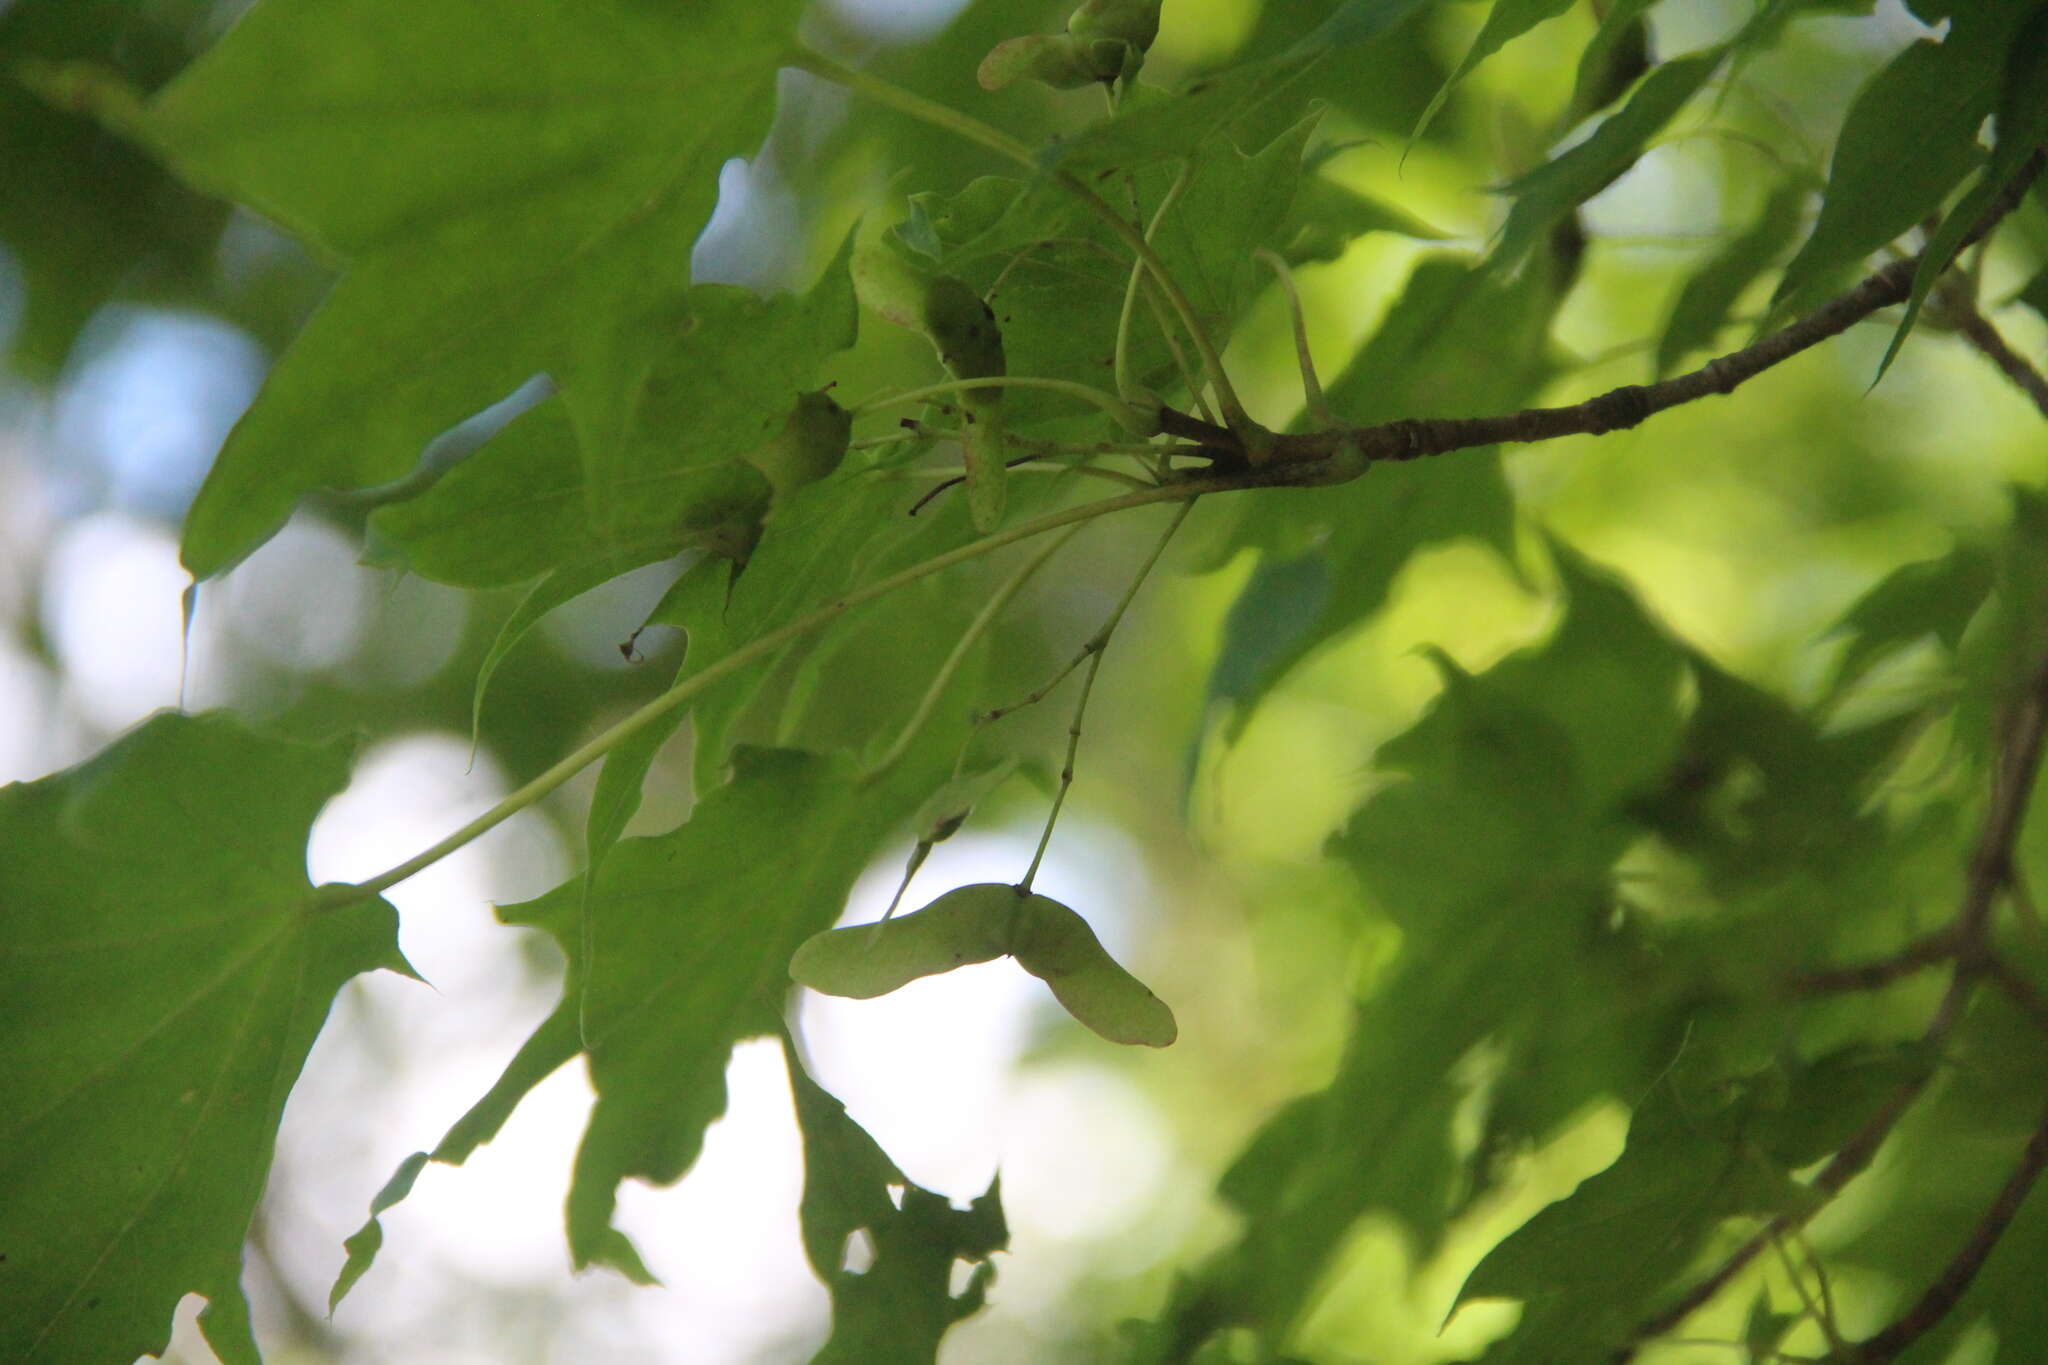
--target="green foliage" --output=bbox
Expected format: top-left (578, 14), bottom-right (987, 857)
top-left (787, 1039), bottom-right (1009, 1363)
top-left (0, 714), bottom-right (407, 1364)
top-left (4, 0), bottom-right (2048, 1362)
top-left (148, 0), bottom-right (810, 578)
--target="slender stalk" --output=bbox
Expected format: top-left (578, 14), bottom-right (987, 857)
top-left (864, 524), bottom-right (1086, 782)
top-left (787, 44), bottom-right (1252, 437)
top-left (331, 481), bottom-right (1217, 904)
top-left (1256, 248), bottom-right (1330, 426)
top-left (1116, 162), bottom-right (1193, 401)
top-left (1020, 648), bottom-right (1107, 893)
top-left (1017, 500), bottom-right (1195, 890)
top-left (1849, 1097), bottom-right (2048, 1362)
top-left (857, 375), bottom-right (1152, 433)
top-left (893, 460), bottom-right (1152, 492)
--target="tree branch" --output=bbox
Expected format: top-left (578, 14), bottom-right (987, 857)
top-left (1846, 1097), bottom-right (2048, 1363)
top-left (1784, 928), bottom-right (1957, 996)
top-left (1159, 150), bottom-right (2047, 472)
top-left (1621, 602), bottom-right (2048, 1358)
top-left (1615, 976), bottom-right (1971, 1361)
top-left (1932, 276), bottom-right (2048, 419)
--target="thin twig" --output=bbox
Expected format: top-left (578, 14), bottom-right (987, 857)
top-left (1784, 928), bottom-right (1958, 995)
top-left (863, 524), bottom-right (1086, 782)
top-left (1932, 275), bottom-right (2048, 418)
top-left (1622, 611), bottom-right (2048, 1358)
top-left (1158, 150), bottom-right (2047, 472)
top-left (1769, 1232), bottom-right (1848, 1360)
top-left (1016, 500), bottom-right (1195, 891)
top-left (1981, 955), bottom-right (2048, 1035)
top-left (1846, 1097), bottom-right (2048, 1363)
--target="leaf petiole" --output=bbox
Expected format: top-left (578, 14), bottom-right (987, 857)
top-left (864, 523), bottom-right (1087, 783)
top-left (856, 375), bottom-right (1157, 435)
top-left (330, 481), bottom-right (1214, 904)
top-left (1015, 498), bottom-right (1194, 891)
top-left (788, 44), bottom-right (1252, 438)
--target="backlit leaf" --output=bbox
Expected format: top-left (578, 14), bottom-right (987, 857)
top-left (1410, 0), bottom-right (1578, 150)
top-left (151, 0), bottom-right (809, 577)
top-left (1655, 183), bottom-right (1803, 378)
top-left (0, 712), bottom-right (405, 1364)
top-left (1492, 47), bottom-right (1727, 273)
top-left (1772, 3), bottom-right (2033, 315)
top-left (788, 1041), bottom-right (1009, 1365)
top-left (507, 747), bottom-right (927, 1272)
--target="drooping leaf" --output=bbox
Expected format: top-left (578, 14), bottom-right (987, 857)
top-left (1879, 1), bottom-right (2048, 379)
top-left (1564, 0), bottom-right (1655, 124)
top-left (0, 712), bottom-right (406, 1365)
top-left (1457, 1067), bottom-right (1811, 1363)
top-left (1654, 183), bottom-right (1803, 378)
top-left (1825, 539), bottom-right (1995, 701)
top-left (787, 1039), bottom-right (1009, 1365)
top-left (146, 0), bottom-right (809, 577)
top-left (1772, 1), bottom-right (2036, 316)
top-left (504, 747), bottom-right (929, 1273)
top-left (1492, 46), bottom-right (1727, 273)
top-left (1410, 0), bottom-right (1578, 150)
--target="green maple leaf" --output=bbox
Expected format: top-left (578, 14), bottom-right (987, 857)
top-left (0, 712), bottom-right (406, 1365)
top-left (498, 747), bottom-right (929, 1274)
top-left (138, 0), bottom-right (809, 578)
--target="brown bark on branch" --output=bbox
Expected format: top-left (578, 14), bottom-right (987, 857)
top-left (1784, 928), bottom-right (1958, 996)
top-left (1935, 278), bottom-right (2048, 419)
top-left (1847, 1099), bottom-right (2048, 1363)
top-left (1158, 150), bottom-right (2047, 475)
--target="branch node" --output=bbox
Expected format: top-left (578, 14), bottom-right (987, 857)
top-left (1587, 383), bottom-right (1654, 434)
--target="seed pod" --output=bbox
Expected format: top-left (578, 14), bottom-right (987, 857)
top-left (910, 759), bottom-right (1018, 845)
top-left (977, 33), bottom-right (1100, 91)
top-left (790, 881), bottom-right (1177, 1047)
top-left (1066, 0), bottom-right (1161, 51)
top-left (922, 275), bottom-right (1008, 531)
top-left (852, 232), bottom-right (936, 331)
top-left (744, 387), bottom-right (852, 500)
top-left (790, 883), bottom-right (1020, 999)
top-left (1009, 894), bottom-right (1177, 1047)
top-left (855, 230), bottom-right (1011, 530)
